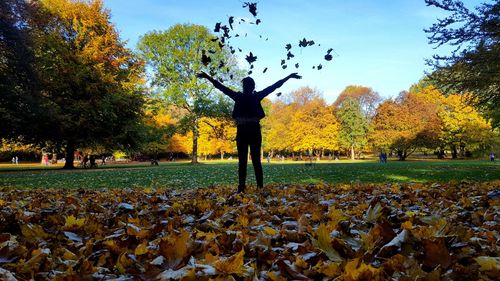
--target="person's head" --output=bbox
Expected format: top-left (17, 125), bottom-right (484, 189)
top-left (242, 77), bottom-right (255, 94)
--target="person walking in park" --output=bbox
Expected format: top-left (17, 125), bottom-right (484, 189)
top-left (197, 72), bottom-right (301, 193)
top-left (490, 152), bottom-right (495, 162)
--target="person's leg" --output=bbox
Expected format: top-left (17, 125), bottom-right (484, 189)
top-left (249, 124), bottom-right (263, 188)
top-left (236, 138), bottom-right (248, 192)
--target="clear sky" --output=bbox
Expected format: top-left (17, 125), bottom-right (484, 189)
top-left (103, 0), bottom-right (479, 102)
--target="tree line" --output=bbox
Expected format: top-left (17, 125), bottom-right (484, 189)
top-left (1, 0), bottom-right (498, 166)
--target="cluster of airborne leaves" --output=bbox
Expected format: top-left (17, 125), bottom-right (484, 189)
top-left (0, 182), bottom-right (499, 280)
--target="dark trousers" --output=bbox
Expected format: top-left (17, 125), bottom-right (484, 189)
top-left (236, 123), bottom-right (263, 188)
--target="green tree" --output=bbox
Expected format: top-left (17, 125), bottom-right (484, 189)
top-left (31, 0), bottom-right (144, 168)
top-left (137, 24), bottom-right (240, 163)
top-left (335, 98), bottom-right (369, 160)
top-left (425, 0), bottom-right (500, 128)
top-left (333, 85), bottom-right (381, 119)
top-left (0, 0), bottom-right (44, 139)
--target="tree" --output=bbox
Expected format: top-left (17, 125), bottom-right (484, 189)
top-left (370, 91), bottom-right (441, 160)
top-left (333, 85), bottom-right (381, 119)
top-left (137, 24), bottom-right (241, 163)
top-left (424, 0), bottom-right (500, 128)
top-left (30, 0), bottom-right (144, 168)
top-left (0, 0), bottom-right (44, 139)
top-left (335, 98), bottom-right (369, 160)
top-left (439, 94), bottom-right (495, 158)
top-left (287, 87), bottom-right (339, 156)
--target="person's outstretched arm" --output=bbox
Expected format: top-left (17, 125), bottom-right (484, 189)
top-left (197, 72), bottom-right (237, 100)
top-left (257, 73), bottom-right (302, 99)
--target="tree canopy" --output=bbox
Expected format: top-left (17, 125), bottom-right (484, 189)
top-left (137, 23), bottom-right (242, 163)
top-left (425, 0), bottom-right (500, 127)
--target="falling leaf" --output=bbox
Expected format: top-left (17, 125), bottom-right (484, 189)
top-left (245, 52), bottom-right (257, 64)
top-left (256, 19), bottom-right (261, 25)
top-left (214, 22), bottom-right (221, 33)
top-left (228, 16), bottom-right (234, 30)
top-left (317, 64), bottom-right (323, 70)
top-left (299, 38), bottom-right (308, 47)
top-left (242, 2), bottom-right (258, 17)
top-left (263, 67), bottom-right (268, 73)
top-left (285, 43), bottom-right (292, 51)
top-left (286, 51), bottom-right (294, 60)
top-left (295, 63), bottom-right (299, 68)
top-left (324, 54), bottom-right (333, 61)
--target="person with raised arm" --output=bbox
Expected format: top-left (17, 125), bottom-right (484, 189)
top-left (197, 72), bottom-right (301, 193)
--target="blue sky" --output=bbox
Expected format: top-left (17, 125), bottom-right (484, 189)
top-left (103, 0), bottom-right (479, 102)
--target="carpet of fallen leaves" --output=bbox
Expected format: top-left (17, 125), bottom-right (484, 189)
top-left (0, 181), bottom-right (499, 280)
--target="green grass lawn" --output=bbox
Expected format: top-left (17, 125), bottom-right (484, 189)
top-left (0, 159), bottom-right (498, 189)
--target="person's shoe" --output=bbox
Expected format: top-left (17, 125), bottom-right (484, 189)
top-left (237, 185), bottom-right (246, 193)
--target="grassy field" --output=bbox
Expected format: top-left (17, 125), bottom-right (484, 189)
top-left (0, 159), bottom-right (498, 189)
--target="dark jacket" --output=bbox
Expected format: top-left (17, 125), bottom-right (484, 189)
top-left (231, 93), bottom-right (265, 120)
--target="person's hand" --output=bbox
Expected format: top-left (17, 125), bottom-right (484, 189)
top-left (288, 73), bottom-right (302, 79)
top-left (197, 72), bottom-right (210, 79)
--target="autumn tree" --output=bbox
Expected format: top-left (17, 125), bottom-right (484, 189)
top-left (438, 94), bottom-right (495, 158)
top-left (198, 117), bottom-right (236, 160)
top-left (287, 87), bottom-right (339, 156)
top-left (425, 0), bottom-right (500, 128)
top-left (137, 24), bottom-right (240, 163)
top-left (333, 85), bottom-right (381, 119)
top-left (335, 98), bottom-right (369, 160)
top-left (370, 91), bottom-right (441, 160)
top-left (27, 0), bottom-right (144, 168)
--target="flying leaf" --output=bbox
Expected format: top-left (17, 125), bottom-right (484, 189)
top-left (228, 16), bottom-right (234, 30)
top-left (295, 63), bottom-right (299, 68)
top-left (243, 2), bottom-right (258, 17)
top-left (317, 64), bottom-right (323, 70)
top-left (214, 22), bottom-right (221, 33)
top-left (285, 43), bottom-right (292, 51)
top-left (324, 54), bottom-right (333, 61)
top-left (286, 51), bottom-right (294, 60)
top-left (256, 19), bottom-right (261, 25)
top-left (263, 67), bottom-right (268, 73)
top-left (299, 38), bottom-right (308, 47)
top-left (245, 52), bottom-right (257, 64)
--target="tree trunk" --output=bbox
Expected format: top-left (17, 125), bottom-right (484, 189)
top-left (221, 151), bottom-right (224, 160)
top-left (191, 119), bottom-right (199, 163)
top-left (451, 145), bottom-right (458, 159)
top-left (63, 141), bottom-right (75, 169)
top-left (350, 146), bottom-right (355, 160)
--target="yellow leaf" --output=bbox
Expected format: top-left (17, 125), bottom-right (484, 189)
top-left (267, 271), bottom-right (287, 281)
top-left (263, 226), bottom-right (279, 236)
top-left (134, 240), bottom-right (149, 256)
top-left (116, 252), bottom-right (133, 274)
top-left (318, 261), bottom-right (340, 278)
top-left (213, 249), bottom-right (245, 275)
top-left (196, 230), bottom-right (218, 241)
top-left (312, 224), bottom-right (343, 262)
top-left (20, 223), bottom-right (49, 240)
top-left (64, 215), bottom-right (85, 229)
top-left (62, 248), bottom-right (78, 260)
top-left (159, 230), bottom-right (190, 268)
top-left (343, 258), bottom-right (381, 281)
top-left (327, 207), bottom-right (346, 225)
top-left (401, 221), bottom-right (413, 230)
top-left (366, 202), bottom-right (383, 223)
top-left (236, 215), bottom-right (249, 227)
top-left (0, 199), bottom-right (5, 206)
top-left (295, 255), bottom-right (308, 269)
top-left (205, 252), bottom-right (218, 264)
top-left (475, 256), bottom-right (500, 271)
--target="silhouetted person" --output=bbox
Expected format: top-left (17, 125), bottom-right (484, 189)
top-left (490, 152), bottom-right (495, 162)
top-left (198, 72), bottom-right (301, 193)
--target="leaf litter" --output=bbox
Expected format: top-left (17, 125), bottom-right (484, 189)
top-left (0, 181), bottom-right (499, 280)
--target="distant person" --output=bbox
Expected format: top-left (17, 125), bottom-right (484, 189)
top-left (11, 157), bottom-right (15, 164)
top-left (198, 71), bottom-right (301, 193)
top-left (82, 154), bottom-right (89, 168)
top-left (490, 152), bottom-right (495, 162)
top-left (15, 156), bottom-right (18, 164)
top-left (267, 154), bottom-right (271, 164)
top-left (89, 155), bottom-right (97, 168)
